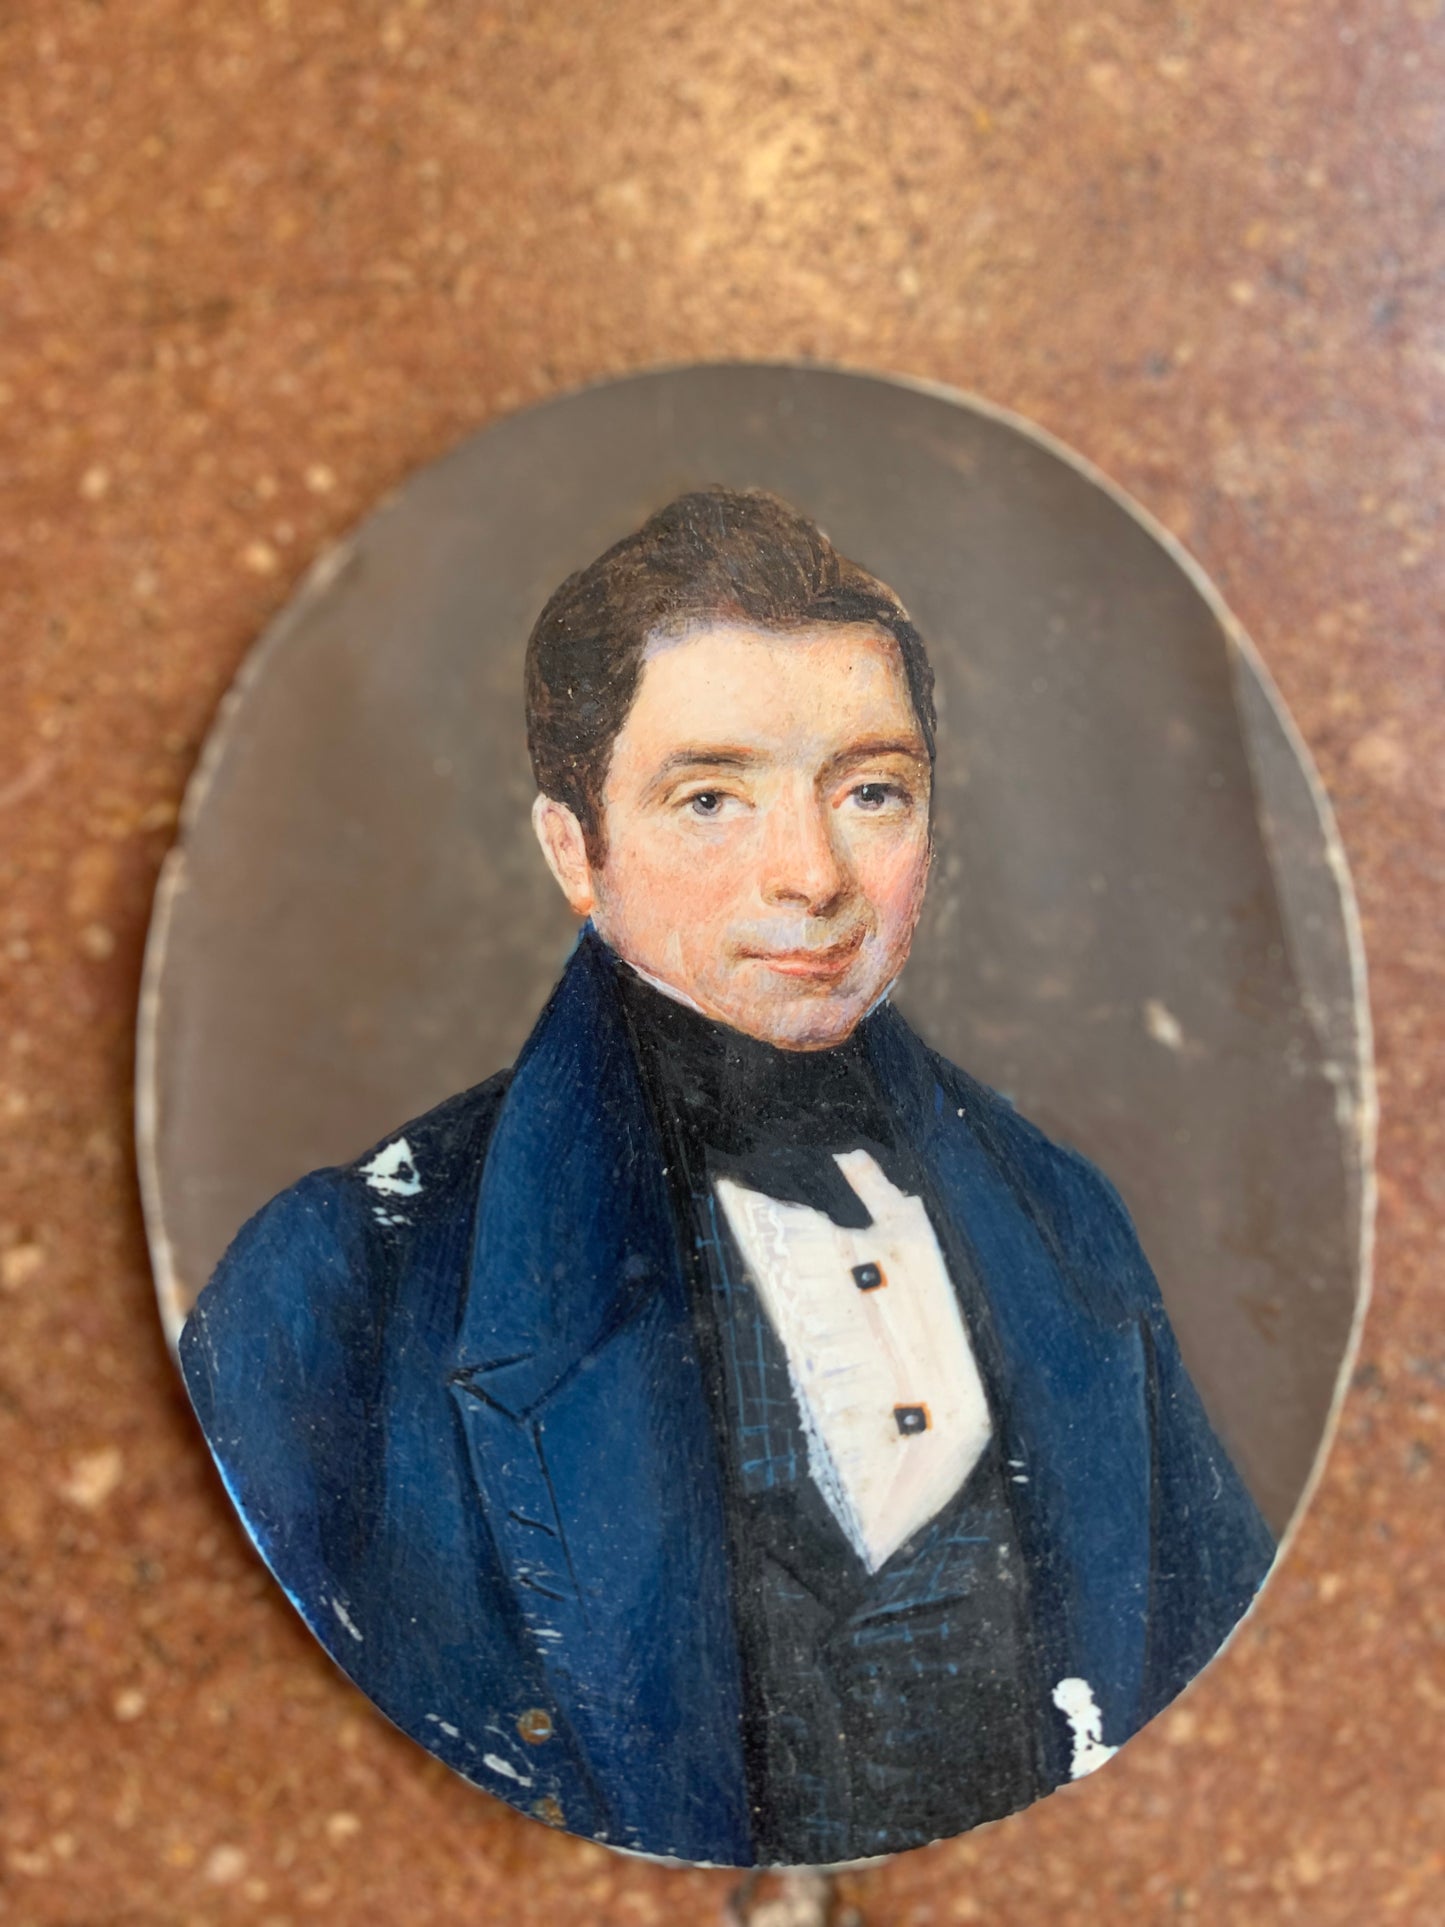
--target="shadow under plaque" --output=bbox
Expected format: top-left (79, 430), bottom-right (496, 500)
top-left (140, 365), bottom-right (1369, 1691)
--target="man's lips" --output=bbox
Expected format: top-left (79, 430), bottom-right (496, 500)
top-left (739, 934), bottom-right (866, 981)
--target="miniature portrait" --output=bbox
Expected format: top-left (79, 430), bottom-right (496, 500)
top-left (176, 485), bottom-right (1277, 1866)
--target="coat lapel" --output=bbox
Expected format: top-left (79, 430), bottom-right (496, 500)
top-left (446, 929), bottom-right (751, 1861)
top-left (865, 1007), bottom-right (1154, 1762)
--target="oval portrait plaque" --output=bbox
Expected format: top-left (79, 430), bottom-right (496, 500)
top-left (139, 365), bottom-right (1371, 1868)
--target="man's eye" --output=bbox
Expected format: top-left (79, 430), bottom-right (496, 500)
top-left (851, 782), bottom-right (904, 811)
top-left (688, 791), bottom-right (724, 816)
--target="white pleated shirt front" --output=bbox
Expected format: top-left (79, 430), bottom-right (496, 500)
top-left (715, 1147), bottom-right (993, 1573)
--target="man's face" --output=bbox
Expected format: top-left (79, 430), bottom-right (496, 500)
top-left (538, 621), bottom-right (933, 1049)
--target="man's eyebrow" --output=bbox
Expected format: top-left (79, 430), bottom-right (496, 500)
top-left (826, 738), bottom-right (932, 771)
top-left (643, 746), bottom-right (765, 794)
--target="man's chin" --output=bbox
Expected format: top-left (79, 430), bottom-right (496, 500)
top-left (716, 978), bottom-right (874, 1052)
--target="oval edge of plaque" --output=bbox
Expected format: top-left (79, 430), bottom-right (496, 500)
top-left (134, 359), bottom-right (1377, 1585)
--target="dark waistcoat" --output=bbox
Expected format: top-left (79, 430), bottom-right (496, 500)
top-left (618, 970), bottom-right (1047, 1863)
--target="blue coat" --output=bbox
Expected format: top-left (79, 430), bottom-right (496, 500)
top-left (180, 928), bottom-right (1274, 1866)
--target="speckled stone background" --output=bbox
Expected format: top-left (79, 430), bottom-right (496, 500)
top-left (1, 3), bottom-right (1441, 1924)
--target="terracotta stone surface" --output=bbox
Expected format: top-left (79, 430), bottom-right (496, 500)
top-left (0, 2), bottom-right (1440, 1923)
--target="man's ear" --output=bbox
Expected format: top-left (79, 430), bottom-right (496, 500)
top-left (531, 795), bottom-right (597, 918)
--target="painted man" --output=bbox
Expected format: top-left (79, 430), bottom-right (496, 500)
top-left (180, 487), bottom-right (1275, 1867)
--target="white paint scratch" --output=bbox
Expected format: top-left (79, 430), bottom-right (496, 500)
top-left (482, 1753), bottom-right (533, 1787)
top-left (330, 1598), bottom-right (363, 1643)
top-left (1052, 1677), bottom-right (1118, 1779)
top-left (361, 1137), bottom-right (422, 1197)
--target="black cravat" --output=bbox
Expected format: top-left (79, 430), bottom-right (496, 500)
top-left (612, 958), bottom-right (917, 1226)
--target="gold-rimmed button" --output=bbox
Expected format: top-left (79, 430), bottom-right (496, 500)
top-left (517, 1706), bottom-right (553, 1745)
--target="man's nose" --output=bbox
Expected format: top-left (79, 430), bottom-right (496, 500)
top-left (759, 787), bottom-right (849, 914)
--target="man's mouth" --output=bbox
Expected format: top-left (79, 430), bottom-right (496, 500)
top-left (741, 932), bottom-right (867, 982)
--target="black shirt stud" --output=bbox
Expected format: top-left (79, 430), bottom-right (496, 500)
top-left (894, 1404), bottom-right (931, 1436)
top-left (852, 1261), bottom-right (886, 1292)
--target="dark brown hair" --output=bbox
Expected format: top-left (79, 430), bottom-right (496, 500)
top-left (524, 486), bottom-right (936, 858)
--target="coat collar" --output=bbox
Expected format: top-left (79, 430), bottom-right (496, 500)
top-left (450, 925), bottom-right (668, 1413)
top-left (453, 928), bottom-right (931, 1411)
top-left (450, 925), bottom-right (1084, 1416)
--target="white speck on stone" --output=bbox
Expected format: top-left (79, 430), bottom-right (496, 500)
top-left (1052, 1677), bottom-right (1119, 1779)
top-left (1144, 998), bottom-right (1186, 1052)
top-left (1, 1242), bottom-right (44, 1291)
top-left (734, 1867), bottom-right (832, 1923)
top-left (79, 921), bottom-right (116, 961)
top-left (59, 1446), bottom-right (123, 1510)
top-left (482, 1753), bottom-right (532, 1787)
top-left (330, 1598), bottom-right (363, 1642)
top-left (203, 1844), bottom-right (248, 1886)
top-left (361, 1137), bottom-right (422, 1197)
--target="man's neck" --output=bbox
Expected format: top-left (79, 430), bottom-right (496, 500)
top-left (619, 955), bottom-right (712, 1022)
